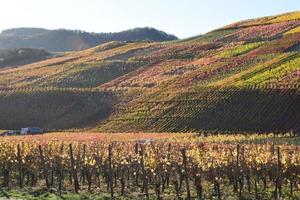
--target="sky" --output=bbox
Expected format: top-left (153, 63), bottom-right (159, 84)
top-left (0, 0), bottom-right (300, 38)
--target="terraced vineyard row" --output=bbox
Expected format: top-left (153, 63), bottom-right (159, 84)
top-left (100, 87), bottom-right (300, 133)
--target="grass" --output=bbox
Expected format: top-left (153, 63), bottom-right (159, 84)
top-left (0, 179), bottom-right (299, 200)
top-left (0, 189), bottom-right (114, 200)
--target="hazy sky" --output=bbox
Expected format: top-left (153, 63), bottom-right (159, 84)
top-left (1, 0), bottom-right (300, 38)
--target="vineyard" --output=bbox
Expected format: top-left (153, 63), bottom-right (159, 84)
top-left (0, 8), bottom-right (299, 200)
top-left (99, 87), bottom-right (300, 134)
top-left (0, 133), bottom-right (299, 199)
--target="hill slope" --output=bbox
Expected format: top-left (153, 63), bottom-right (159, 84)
top-left (0, 27), bottom-right (178, 51)
top-left (0, 11), bottom-right (299, 133)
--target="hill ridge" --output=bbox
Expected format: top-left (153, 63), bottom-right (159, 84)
top-left (0, 27), bottom-right (178, 51)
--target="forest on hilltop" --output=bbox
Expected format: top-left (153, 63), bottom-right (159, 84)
top-left (0, 27), bottom-right (178, 51)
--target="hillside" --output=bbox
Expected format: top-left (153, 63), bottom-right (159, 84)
top-left (0, 27), bottom-right (178, 51)
top-left (0, 11), bottom-right (299, 133)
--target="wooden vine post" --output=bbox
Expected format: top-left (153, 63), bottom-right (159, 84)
top-left (108, 144), bottom-right (114, 198)
top-left (276, 146), bottom-right (282, 200)
top-left (16, 144), bottom-right (23, 188)
top-left (181, 148), bottom-right (191, 200)
top-left (81, 144), bottom-right (86, 184)
top-left (58, 144), bottom-right (64, 195)
top-left (235, 144), bottom-right (240, 194)
top-left (166, 143), bottom-right (172, 187)
top-left (69, 144), bottom-right (80, 193)
top-left (134, 143), bottom-right (139, 187)
top-left (38, 145), bottom-right (50, 189)
top-left (140, 145), bottom-right (149, 199)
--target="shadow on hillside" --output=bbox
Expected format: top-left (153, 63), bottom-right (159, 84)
top-left (183, 88), bottom-right (300, 134)
top-left (0, 90), bottom-right (116, 130)
top-left (152, 88), bottom-right (300, 134)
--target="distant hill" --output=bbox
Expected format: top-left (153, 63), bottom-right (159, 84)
top-left (0, 48), bottom-right (50, 68)
top-left (0, 27), bottom-right (178, 51)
